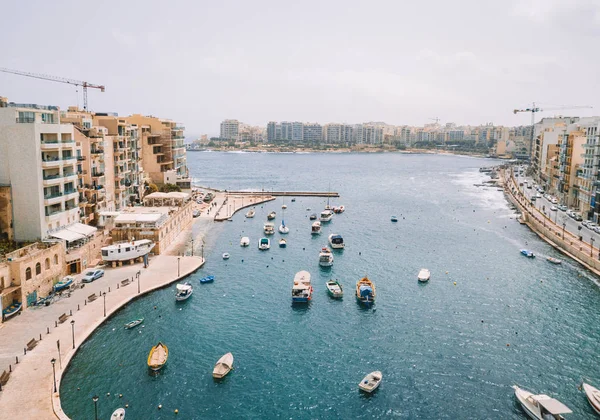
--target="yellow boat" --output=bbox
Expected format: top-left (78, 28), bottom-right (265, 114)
top-left (356, 277), bottom-right (376, 305)
top-left (147, 342), bottom-right (168, 371)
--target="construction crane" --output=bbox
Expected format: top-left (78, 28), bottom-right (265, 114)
top-left (0, 67), bottom-right (105, 111)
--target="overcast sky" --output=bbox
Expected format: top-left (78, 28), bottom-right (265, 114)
top-left (1, 0), bottom-right (599, 138)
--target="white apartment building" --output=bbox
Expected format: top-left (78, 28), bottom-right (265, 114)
top-left (220, 119), bottom-right (239, 140)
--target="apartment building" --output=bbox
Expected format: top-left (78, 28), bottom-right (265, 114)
top-left (220, 119), bottom-right (239, 140)
top-left (302, 123), bottom-right (323, 144)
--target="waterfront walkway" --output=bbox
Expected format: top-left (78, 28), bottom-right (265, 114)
top-left (0, 255), bottom-right (204, 419)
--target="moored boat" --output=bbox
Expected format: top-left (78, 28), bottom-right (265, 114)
top-left (292, 270), bottom-right (312, 303)
top-left (53, 276), bottom-right (75, 292)
top-left (328, 234), bottom-right (345, 249)
top-left (2, 302), bottom-right (22, 320)
top-left (267, 211), bottom-right (276, 220)
top-left (311, 221), bottom-right (321, 235)
top-left (264, 222), bottom-right (275, 235)
top-left (512, 385), bottom-right (571, 419)
top-left (279, 220), bottom-right (289, 234)
top-left (147, 342), bottom-right (169, 371)
top-left (281, 204), bottom-right (287, 209)
top-left (359, 371), bottom-right (382, 393)
top-left (222, 253), bottom-right (230, 260)
top-left (318, 247), bottom-right (334, 267)
top-left (258, 237), bottom-right (270, 250)
top-left (582, 382), bottom-right (600, 415)
top-left (245, 209), bottom-right (255, 218)
top-left (418, 268), bottom-right (431, 282)
top-left (391, 216), bottom-right (398, 222)
top-left (325, 279), bottom-right (343, 298)
top-left (309, 213), bottom-right (317, 220)
top-left (520, 249), bottom-right (535, 258)
top-left (212, 352), bottom-right (234, 379)
top-left (546, 257), bottom-right (562, 265)
top-left (101, 239), bottom-right (155, 262)
top-left (240, 237), bottom-right (250, 247)
top-left (356, 277), bottom-right (375, 305)
top-left (124, 318), bottom-right (144, 329)
top-left (333, 205), bottom-right (345, 214)
top-left (110, 408), bottom-right (125, 420)
top-left (320, 209), bottom-right (334, 222)
top-left (200, 275), bottom-right (215, 283)
top-left (279, 238), bottom-right (287, 248)
top-left (175, 282), bottom-right (193, 301)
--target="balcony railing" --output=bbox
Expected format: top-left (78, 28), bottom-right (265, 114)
top-left (91, 149), bottom-right (104, 154)
top-left (16, 117), bottom-right (35, 123)
top-left (44, 192), bottom-right (63, 200)
top-left (77, 156), bottom-right (86, 161)
top-left (45, 209), bottom-right (62, 217)
top-left (91, 172), bottom-right (105, 178)
top-left (43, 174), bottom-right (62, 181)
top-left (64, 189), bottom-right (77, 195)
top-left (62, 156), bottom-right (75, 161)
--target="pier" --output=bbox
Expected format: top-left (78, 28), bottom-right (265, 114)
top-left (225, 191), bottom-right (339, 197)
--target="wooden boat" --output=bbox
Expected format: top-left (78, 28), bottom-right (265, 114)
top-left (325, 280), bottom-right (343, 298)
top-left (267, 211), bottom-right (276, 220)
top-left (582, 382), bottom-right (600, 415)
top-left (110, 408), bottom-right (125, 419)
top-left (245, 209), bottom-right (255, 218)
top-left (175, 282), bottom-right (193, 301)
top-left (124, 318), bottom-right (144, 329)
top-left (512, 385), bottom-right (571, 419)
top-left (200, 275), bottom-right (215, 283)
top-left (147, 342), bottom-right (168, 371)
top-left (359, 371), bottom-right (382, 393)
top-left (53, 276), bottom-right (75, 292)
top-left (2, 302), bottom-right (22, 320)
top-left (212, 352), bottom-right (234, 379)
top-left (418, 268), bottom-right (431, 282)
top-left (279, 238), bottom-right (287, 248)
top-left (356, 277), bottom-right (375, 305)
top-left (546, 257), bottom-right (562, 265)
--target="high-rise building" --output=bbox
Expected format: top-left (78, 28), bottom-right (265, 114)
top-left (220, 119), bottom-right (239, 140)
top-left (303, 123), bottom-right (323, 144)
top-left (291, 122), bottom-right (304, 142)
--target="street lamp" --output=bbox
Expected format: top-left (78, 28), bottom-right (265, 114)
top-left (70, 320), bottom-right (75, 349)
top-left (191, 238), bottom-right (194, 257)
top-left (92, 395), bottom-right (99, 420)
top-left (562, 222), bottom-right (566, 239)
top-left (102, 292), bottom-right (106, 318)
top-left (177, 257), bottom-right (180, 277)
top-left (136, 270), bottom-right (141, 294)
top-left (591, 237), bottom-right (595, 258)
top-left (51, 358), bottom-right (57, 393)
top-left (201, 243), bottom-right (204, 259)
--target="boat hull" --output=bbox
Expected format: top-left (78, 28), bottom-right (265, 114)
top-left (124, 319), bottom-right (143, 329)
top-left (2, 303), bottom-right (22, 320)
top-left (53, 280), bottom-right (73, 292)
top-left (319, 261), bottom-right (333, 267)
top-left (583, 383), bottom-right (600, 415)
top-left (292, 297), bottom-right (311, 303)
top-left (147, 342), bottom-right (168, 371)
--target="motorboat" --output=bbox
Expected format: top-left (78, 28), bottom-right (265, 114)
top-left (418, 268), bottom-right (431, 282)
top-left (582, 382), bottom-right (600, 415)
top-left (546, 257), bottom-right (562, 265)
top-left (520, 249), bottom-right (535, 258)
top-left (359, 371), bottom-right (382, 393)
top-left (356, 277), bottom-right (376, 305)
top-left (328, 234), bottom-right (345, 249)
top-left (333, 205), bottom-right (345, 214)
top-left (110, 408), bottom-right (125, 420)
top-left (2, 302), bottom-right (22, 320)
top-left (213, 352), bottom-right (234, 379)
top-left (292, 270), bottom-right (313, 303)
top-left (240, 237), bottom-right (250, 247)
top-left (319, 247), bottom-right (334, 267)
top-left (175, 282), bottom-right (193, 301)
top-left (279, 238), bottom-right (287, 248)
top-left (259, 237), bottom-right (270, 250)
top-left (53, 276), bottom-right (75, 292)
top-left (279, 220), bottom-right (290, 234)
top-left (245, 209), bottom-right (255, 218)
top-left (147, 342), bottom-right (169, 371)
top-left (124, 318), bottom-right (144, 329)
top-left (267, 211), bottom-right (276, 220)
top-left (309, 213), bottom-right (317, 220)
top-left (264, 222), bottom-right (275, 235)
top-left (222, 253), bottom-right (230, 260)
top-left (282, 204), bottom-right (287, 209)
top-left (320, 209), bottom-right (334, 222)
top-left (512, 385), bottom-right (572, 419)
top-left (391, 216), bottom-right (398, 222)
top-left (325, 280), bottom-right (343, 298)
top-left (200, 275), bottom-right (215, 283)
top-left (101, 239), bottom-right (155, 262)
top-left (311, 221), bottom-right (321, 235)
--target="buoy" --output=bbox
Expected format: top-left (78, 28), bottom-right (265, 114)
top-left (158, 404), bottom-right (162, 409)
top-left (77, 387), bottom-right (80, 391)
top-left (107, 392), bottom-right (110, 396)
top-left (445, 271), bottom-right (448, 274)
top-left (506, 343), bottom-right (510, 347)
top-left (125, 404), bottom-right (129, 408)
top-left (119, 394), bottom-right (123, 398)
top-left (175, 409), bottom-right (179, 414)
top-left (453, 282), bottom-right (457, 286)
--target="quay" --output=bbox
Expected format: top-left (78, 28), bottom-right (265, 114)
top-left (225, 190), bottom-right (339, 197)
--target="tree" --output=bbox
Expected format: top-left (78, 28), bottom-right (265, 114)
top-left (159, 183), bottom-right (181, 193)
top-left (147, 183), bottom-right (159, 194)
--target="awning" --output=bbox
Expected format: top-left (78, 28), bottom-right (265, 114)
top-left (49, 229), bottom-right (85, 242)
top-left (0, 285), bottom-right (21, 297)
top-left (66, 223), bottom-right (97, 237)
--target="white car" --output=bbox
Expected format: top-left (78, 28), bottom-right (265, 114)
top-left (550, 205), bottom-right (558, 211)
top-left (558, 205), bottom-right (568, 211)
top-left (82, 269), bottom-right (104, 283)
top-left (551, 198), bottom-right (558, 204)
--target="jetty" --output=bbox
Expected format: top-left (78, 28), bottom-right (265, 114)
top-left (225, 191), bottom-right (339, 197)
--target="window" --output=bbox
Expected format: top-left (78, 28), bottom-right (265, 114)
top-left (45, 258), bottom-right (50, 269)
top-left (35, 262), bottom-right (41, 275)
top-left (26, 267), bottom-right (32, 280)
top-left (54, 254), bottom-right (58, 265)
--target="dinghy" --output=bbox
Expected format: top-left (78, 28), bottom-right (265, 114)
top-left (359, 371), bottom-right (382, 393)
top-left (212, 352), bottom-right (234, 379)
top-left (110, 408), bottom-right (125, 419)
top-left (582, 382), bottom-right (600, 415)
top-left (147, 342), bottom-right (168, 371)
top-left (124, 318), bottom-right (144, 329)
top-left (325, 280), bottom-right (343, 298)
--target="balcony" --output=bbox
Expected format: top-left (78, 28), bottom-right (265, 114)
top-left (41, 141), bottom-right (60, 150)
top-left (91, 172), bottom-right (105, 178)
top-left (77, 169), bottom-right (88, 177)
top-left (64, 189), bottom-right (78, 200)
top-left (44, 192), bottom-right (63, 205)
top-left (41, 158), bottom-right (62, 168)
top-left (62, 156), bottom-right (77, 165)
top-left (63, 173), bottom-right (78, 183)
top-left (77, 156), bottom-right (86, 161)
top-left (16, 117), bottom-right (35, 123)
top-left (90, 149), bottom-right (104, 155)
top-left (42, 173), bottom-right (62, 186)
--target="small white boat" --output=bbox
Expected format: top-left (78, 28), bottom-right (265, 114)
top-left (546, 257), bottom-right (562, 265)
top-left (359, 371), bottom-right (382, 393)
top-left (124, 318), bottom-right (144, 329)
top-left (267, 211), bottom-right (276, 220)
top-left (101, 239), bottom-right (155, 262)
top-left (320, 209), bottom-right (334, 222)
top-left (240, 237), bottom-right (250, 247)
top-left (418, 268), bottom-right (430, 282)
top-left (258, 237), bottom-right (270, 250)
top-left (292, 270), bottom-right (312, 303)
top-left (311, 221), bottom-right (321, 235)
top-left (512, 385), bottom-right (572, 420)
top-left (111, 408), bottom-right (125, 420)
top-left (282, 204), bottom-right (287, 209)
top-left (175, 282), bottom-right (193, 301)
top-left (279, 238), bottom-right (287, 248)
top-left (245, 209), bottom-right (255, 218)
top-left (582, 382), bottom-right (600, 415)
top-left (325, 280), bottom-right (343, 298)
top-left (264, 222), bottom-right (275, 235)
top-left (319, 247), bottom-right (334, 267)
top-left (279, 221), bottom-right (290, 234)
top-left (222, 253), bottom-right (230, 260)
top-left (213, 352), bottom-right (234, 379)
top-left (328, 234), bottom-right (345, 249)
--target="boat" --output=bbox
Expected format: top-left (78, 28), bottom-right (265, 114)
top-left (356, 277), bottom-right (376, 305)
top-left (391, 216), bottom-right (398, 222)
top-left (175, 282), bottom-right (193, 301)
top-left (200, 275), bottom-right (215, 283)
top-left (264, 222), bottom-right (275, 235)
top-left (546, 257), bottom-right (562, 265)
top-left (258, 237), bottom-right (270, 250)
top-left (319, 247), bottom-right (334, 267)
top-left (124, 318), bottom-right (144, 329)
top-left (418, 268), bottom-right (431, 282)
top-left (147, 342), bottom-right (169, 371)
top-left (282, 204), bottom-right (287, 209)
top-left (193, 210), bottom-right (200, 218)
top-left (325, 280), bottom-right (343, 298)
top-left (311, 221), bottom-right (321, 235)
top-left (292, 270), bottom-right (313, 303)
top-left (291, 198), bottom-right (296, 202)
top-left (328, 234), bottom-right (345, 249)
top-left (53, 275), bottom-right (75, 292)
top-left (110, 408), bottom-right (125, 420)
top-left (279, 238), bottom-right (287, 248)
top-left (512, 385), bottom-right (572, 419)
top-left (245, 209), bottom-right (255, 218)
top-left (333, 205), bottom-right (345, 214)
top-left (2, 302), bottom-right (22, 320)
top-left (222, 253), bottom-right (230, 260)
top-left (279, 219), bottom-right (289, 234)
top-left (309, 213), bottom-right (317, 220)
top-left (520, 249), bottom-right (535, 258)
top-left (240, 237), bottom-right (250, 247)
top-left (359, 371), bottom-right (382, 393)
top-left (582, 382), bottom-right (600, 415)
top-left (101, 239), bottom-right (155, 262)
top-left (212, 352), bottom-right (234, 379)
top-left (267, 211), bottom-right (276, 220)
top-left (320, 209), bottom-right (334, 222)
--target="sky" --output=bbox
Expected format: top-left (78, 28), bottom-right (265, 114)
top-left (1, 0), bottom-right (599, 138)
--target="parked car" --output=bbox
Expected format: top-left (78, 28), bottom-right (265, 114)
top-left (82, 269), bottom-right (104, 283)
top-left (567, 210), bottom-right (575, 218)
top-left (575, 213), bottom-right (583, 221)
top-left (550, 205), bottom-right (558, 211)
top-left (551, 198), bottom-right (558, 204)
top-left (531, 196), bottom-right (537, 202)
top-left (558, 205), bottom-right (568, 211)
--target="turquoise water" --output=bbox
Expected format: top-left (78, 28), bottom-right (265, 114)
top-left (61, 152), bottom-right (600, 419)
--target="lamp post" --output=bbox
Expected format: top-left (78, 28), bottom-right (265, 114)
top-left (70, 320), bottom-right (75, 349)
top-left (562, 221), bottom-right (566, 239)
top-left (591, 237), bottom-right (595, 258)
top-left (191, 238), bottom-right (194, 257)
top-left (201, 243), bottom-right (204, 259)
top-left (136, 270), bottom-right (140, 294)
top-left (177, 257), bottom-right (180, 277)
top-left (102, 292), bottom-right (106, 318)
top-left (92, 395), bottom-right (99, 420)
top-left (51, 358), bottom-right (57, 393)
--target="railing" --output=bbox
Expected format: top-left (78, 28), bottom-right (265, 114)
top-left (77, 156), bottom-right (86, 161)
top-left (41, 140), bottom-right (59, 145)
top-left (63, 173), bottom-right (76, 178)
top-left (77, 170), bottom-right (88, 175)
top-left (62, 156), bottom-right (75, 161)
top-left (44, 192), bottom-right (63, 200)
top-left (43, 174), bottom-right (62, 180)
top-left (91, 149), bottom-right (104, 154)
top-left (45, 209), bottom-right (62, 217)
top-left (42, 157), bottom-right (61, 163)
top-left (91, 172), bottom-right (105, 177)
top-left (16, 117), bottom-right (35, 123)
top-left (64, 189), bottom-right (77, 195)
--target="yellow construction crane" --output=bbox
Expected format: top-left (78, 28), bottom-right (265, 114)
top-left (0, 67), bottom-right (105, 111)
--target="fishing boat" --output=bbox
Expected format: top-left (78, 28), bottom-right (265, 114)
top-left (147, 342), bottom-right (169, 371)
top-left (512, 385), bottom-right (572, 419)
top-left (325, 280), bottom-right (343, 298)
top-left (101, 239), bottom-right (155, 262)
top-left (53, 276), bottom-right (75, 292)
top-left (359, 371), bottom-right (382, 393)
top-left (222, 253), bottom-right (230, 260)
top-left (418, 268), bottom-right (431, 282)
top-left (267, 211), bottom-right (276, 220)
top-left (320, 209), bottom-right (334, 222)
top-left (110, 408), bottom-right (125, 420)
top-left (546, 257), bottom-right (562, 265)
top-left (2, 302), bottom-right (22, 320)
top-left (311, 221), bottom-right (321, 235)
top-left (356, 277), bottom-right (376, 305)
top-left (124, 318), bottom-right (144, 329)
top-left (333, 205), bottom-right (345, 214)
top-left (328, 234), bottom-right (345, 249)
top-left (279, 238), bottom-right (287, 248)
top-left (309, 213), bottom-right (317, 220)
top-left (292, 270), bottom-right (313, 303)
top-left (258, 237), bottom-right (270, 250)
top-left (245, 209), bottom-right (255, 218)
top-left (212, 352), bottom-right (234, 379)
top-left (240, 237), bottom-right (250, 247)
top-left (200, 275), bottom-right (215, 283)
top-left (319, 247), bottom-right (334, 267)
top-left (175, 282), bottom-right (193, 301)
top-left (582, 382), bottom-right (600, 415)
top-left (520, 249), bottom-right (535, 258)
top-left (279, 220), bottom-right (289, 234)
top-left (391, 216), bottom-right (398, 222)
top-left (264, 222), bottom-right (275, 235)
